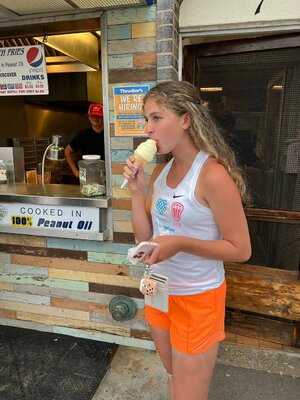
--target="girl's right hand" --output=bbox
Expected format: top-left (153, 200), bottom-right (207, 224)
top-left (123, 156), bottom-right (146, 193)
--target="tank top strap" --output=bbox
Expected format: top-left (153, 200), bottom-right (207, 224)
top-left (154, 152), bottom-right (209, 188)
top-left (154, 157), bottom-right (174, 186)
top-left (189, 151), bottom-right (210, 189)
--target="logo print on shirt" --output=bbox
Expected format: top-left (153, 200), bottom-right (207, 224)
top-left (155, 198), bottom-right (168, 215)
top-left (171, 202), bottom-right (184, 223)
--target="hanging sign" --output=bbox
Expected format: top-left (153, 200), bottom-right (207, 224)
top-left (113, 85), bottom-right (150, 136)
top-left (0, 45), bottom-right (49, 96)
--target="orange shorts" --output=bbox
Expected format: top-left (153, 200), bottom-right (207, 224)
top-left (144, 281), bottom-right (226, 355)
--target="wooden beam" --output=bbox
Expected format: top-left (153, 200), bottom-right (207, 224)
top-left (0, 243), bottom-right (86, 259)
top-left (225, 309), bottom-right (296, 347)
top-left (225, 263), bottom-right (300, 321)
top-left (193, 33), bottom-right (300, 57)
top-left (245, 208), bottom-right (300, 224)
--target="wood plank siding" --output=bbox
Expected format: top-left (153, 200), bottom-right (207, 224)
top-left (0, 232), bottom-right (300, 349)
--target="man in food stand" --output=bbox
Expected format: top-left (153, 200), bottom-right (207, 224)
top-left (65, 103), bottom-right (105, 178)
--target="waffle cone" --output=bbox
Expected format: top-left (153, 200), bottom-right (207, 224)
top-left (133, 153), bottom-right (147, 166)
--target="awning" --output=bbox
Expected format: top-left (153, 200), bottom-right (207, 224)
top-left (0, 0), bottom-right (155, 30)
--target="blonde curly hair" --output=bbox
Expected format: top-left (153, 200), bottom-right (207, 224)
top-left (144, 80), bottom-right (249, 203)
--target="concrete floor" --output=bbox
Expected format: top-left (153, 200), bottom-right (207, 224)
top-left (0, 325), bottom-right (117, 400)
top-left (93, 345), bottom-right (300, 400)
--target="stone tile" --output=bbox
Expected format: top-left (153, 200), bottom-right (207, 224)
top-left (109, 68), bottom-right (156, 84)
top-left (157, 66), bottom-right (178, 81)
top-left (108, 38), bottom-right (156, 55)
top-left (108, 24), bottom-right (131, 40)
top-left (133, 52), bottom-right (156, 68)
top-left (157, 39), bottom-right (173, 53)
top-left (157, 52), bottom-right (174, 68)
top-left (157, 24), bottom-right (173, 39)
top-left (108, 54), bottom-right (133, 70)
top-left (110, 136), bottom-right (134, 150)
top-left (157, 9), bottom-right (174, 25)
top-left (157, 0), bottom-right (173, 11)
top-left (107, 6), bottom-right (156, 25)
top-left (132, 22), bottom-right (156, 38)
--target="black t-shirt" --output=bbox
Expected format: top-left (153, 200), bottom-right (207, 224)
top-left (69, 127), bottom-right (105, 159)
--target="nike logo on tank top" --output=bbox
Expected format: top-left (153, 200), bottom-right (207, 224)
top-left (151, 151), bottom-right (225, 295)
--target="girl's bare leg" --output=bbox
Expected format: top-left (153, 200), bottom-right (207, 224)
top-left (149, 325), bottom-right (174, 399)
top-left (171, 343), bottom-right (219, 400)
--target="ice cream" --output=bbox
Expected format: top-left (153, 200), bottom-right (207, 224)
top-left (121, 139), bottom-right (157, 188)
top-left (134, 139), bottom-right (157, 162)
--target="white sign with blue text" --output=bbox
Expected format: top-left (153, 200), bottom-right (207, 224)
top-left (0, 45), bottom-right (48, 96)
top-left (0, 202), bottom-right (100, 239)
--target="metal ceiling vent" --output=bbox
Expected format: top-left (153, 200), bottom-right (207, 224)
top-left (0, 0), bottom-right (73, 14)
top-left (71, 0), bottom-right (142, 7)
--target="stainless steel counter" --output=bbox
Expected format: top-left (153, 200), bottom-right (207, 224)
top-left (0, 184), bottom-right (110, 208)
top-left (0, 184), bottom-right (111, 240)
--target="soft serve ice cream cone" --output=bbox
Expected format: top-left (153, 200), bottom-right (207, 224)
top-left (121, 139), bottom-right (157, 188)
top-left (134, 139), bottom-right (157, 164)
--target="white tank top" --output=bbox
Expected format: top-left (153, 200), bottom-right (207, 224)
top-left (151, 151), bottom-right (225, 295)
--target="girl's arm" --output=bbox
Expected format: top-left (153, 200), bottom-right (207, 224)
top-left (131, 191), bottom-right (152, 242)
top-left (124, 157), bottom-right (164, 242)
top-left (146, 161), bottom-right (251, 264)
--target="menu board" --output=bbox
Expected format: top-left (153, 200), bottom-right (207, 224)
top-left (0, 45), bottom-right (49, 96)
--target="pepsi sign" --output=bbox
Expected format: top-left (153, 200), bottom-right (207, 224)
top-left (26, 47), bottom-right (44, 68)
top-left (0, 45), bottom-right (48, 96)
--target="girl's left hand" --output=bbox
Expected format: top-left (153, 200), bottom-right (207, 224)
top-left (143, 235), bottom-right (180, 265)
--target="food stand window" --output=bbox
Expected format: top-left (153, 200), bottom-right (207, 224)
top-left (0, 27), bottom-right (111, 241)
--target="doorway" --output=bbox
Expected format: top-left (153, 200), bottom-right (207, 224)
top-left (184, 36), bottom-right (300, 272)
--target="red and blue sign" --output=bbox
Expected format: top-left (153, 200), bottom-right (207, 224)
top-left (0, 45), bottom-right (48, 96)
top-left (26, 47), bottom-right (43, 68)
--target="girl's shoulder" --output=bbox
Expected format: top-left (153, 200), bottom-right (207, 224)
top-left (202, 157), bottom-right (228, 180)
top-left (198, 157), bottom-right (236, 194)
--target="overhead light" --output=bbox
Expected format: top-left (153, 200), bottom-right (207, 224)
top-left (272, 85), bottom-right (283, 90)
top-left (200, 87), bottom-right (223, 92)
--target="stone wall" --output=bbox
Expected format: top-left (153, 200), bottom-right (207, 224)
top-left (157, 0), bottom-right (182, 81)
top-left (105, 5), bottom-right (157, 243)
top-left (105, 2), bottom-right (182, 243)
